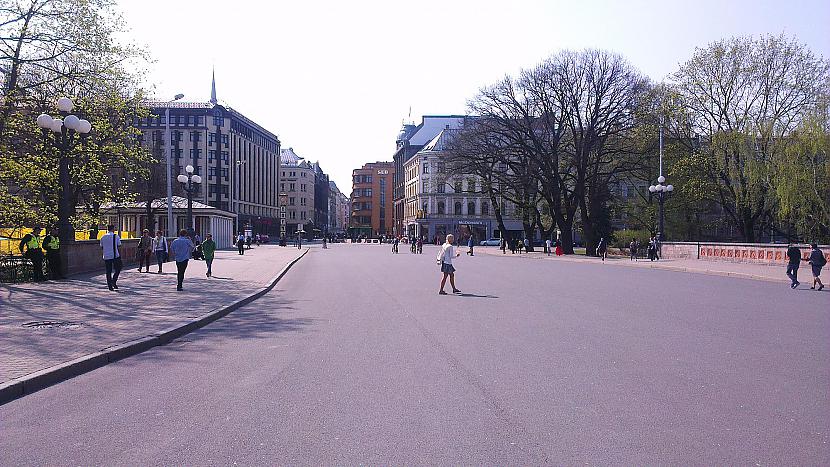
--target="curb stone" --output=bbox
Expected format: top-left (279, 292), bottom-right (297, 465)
top-left (0, 248), bottom-right (309, 406)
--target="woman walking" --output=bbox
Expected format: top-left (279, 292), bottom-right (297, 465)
top-left (437, 233), bottom-right (461, 295)
top-left (806, 243), bottom-right (826, 291)
top-left (152, 230), bottom-right (168, 274)
top-left (201, 233), bottom-right (216, 278)
top-left (555, 238), bottom-right (563, 256)
top-left (136, 229), bottom-right (153, 272)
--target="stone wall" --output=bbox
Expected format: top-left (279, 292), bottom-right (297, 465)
top-left (63, 239), bottom-right (141, 276)
top-left (660, 242), bottom-right (830, 265)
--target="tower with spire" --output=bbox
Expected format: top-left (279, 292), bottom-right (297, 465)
top-left (210, 68), bottom-right (217, 104)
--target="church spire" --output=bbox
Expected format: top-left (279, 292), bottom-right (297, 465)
top-left (210, 68), bottom-right (217, 104)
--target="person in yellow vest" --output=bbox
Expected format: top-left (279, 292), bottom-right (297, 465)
top-left (18, 227), bottom-right (45, 281)
top-left (43, 226), bottom-right (64, 280)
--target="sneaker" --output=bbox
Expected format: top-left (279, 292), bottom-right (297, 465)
top-left (177, 287), bottom-right (183, 291)
top-left (819, 284), bottom-right (825, 291)
top-left (438, 290), bottom-right (448, 295)
top-left (112, 284), bottom-right (119, 290)
top-left (452, 289), bottom-right (462, 294)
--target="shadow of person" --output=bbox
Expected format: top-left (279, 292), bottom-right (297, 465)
top-left (209, 276), bottom-right (233, 280)
top-left (455, 293), bottom-right (499, 299)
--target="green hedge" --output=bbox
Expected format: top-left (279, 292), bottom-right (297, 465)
top-left (611, 229), bottom-right (652, 249)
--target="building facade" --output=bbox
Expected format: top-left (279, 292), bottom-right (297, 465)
top-left (279, 148), bottom-right (316, 237)
top-left (312, 162), bottom-right (330, 235)
top-left (328, 181), bottom-right (349, 235)
top-left (137, 91), bottom-right (280, 237)
top-left (392, 115), bottom-right (469, 236)
top-left (350, 162), bottom-right (394, 238)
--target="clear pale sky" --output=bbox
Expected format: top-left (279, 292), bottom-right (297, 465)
top-left (118, 0), bottom-right (830, 193)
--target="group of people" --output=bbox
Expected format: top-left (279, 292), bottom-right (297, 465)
top-left (17, 226), bottom-right (63, 281)
top-left (628, 237), bottom-right (661, 261)
top-left (786, 243), bottom-right (826, 290)
top-left (120, 227), bottom-right (218, 291)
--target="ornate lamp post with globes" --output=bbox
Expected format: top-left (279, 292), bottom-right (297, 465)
top-left (648, 117), bottom-right (674, 241)
top-left (36, 97), bottom-right (92, 245)
top-left (177, 164), bottom-right (202, 234)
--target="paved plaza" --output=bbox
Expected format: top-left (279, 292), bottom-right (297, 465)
top-left (1, 243), bottom-right (828, 464)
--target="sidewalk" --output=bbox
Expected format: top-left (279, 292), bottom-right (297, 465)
top-left (0, 245), bottom-right (306, 386)
top-left (473, 246), bottom-right (793, 283)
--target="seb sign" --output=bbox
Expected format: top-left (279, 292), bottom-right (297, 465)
top-left (377, 169), bottom-right (389, 175)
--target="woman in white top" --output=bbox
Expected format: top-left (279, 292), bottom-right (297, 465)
top-left (437, 234), bottom-right (461, 295)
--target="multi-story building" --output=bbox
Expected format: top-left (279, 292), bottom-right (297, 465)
top-left (279, 147), bottom-right (316, 237)
top-left (137, 77), bottom-right (281, 236)
top-left (312, 162), bottom-right (330, 234)
top-left (328, 181), bottom-right (349, 235)
top-left (402, 127), bottom-right (522, 243)
top-left (350, 162), bottom-right (394, 238)
top-left (392, 115), bottom-right (468, 236)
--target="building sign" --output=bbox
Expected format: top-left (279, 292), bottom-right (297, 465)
top-left (457, 220), bottom-right (487, 226)
top-left (279, 212), bottom-right (286, 219)
top-left (280, 219), bottom-right (286, 225)
top-left (377, 169), bottom-right (389, 175)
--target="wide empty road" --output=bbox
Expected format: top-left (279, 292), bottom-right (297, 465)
top-left (2, 244), bottom-right (828, 465)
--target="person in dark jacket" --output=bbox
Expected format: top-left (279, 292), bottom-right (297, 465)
top-left (42, 226), bottom-right (64, 279)
top-left (786, 243), bottom-right (802, 289)
top-left (806, 243), bottom-right (826, 291)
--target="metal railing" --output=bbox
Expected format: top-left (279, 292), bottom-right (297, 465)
top-left (0, 254), bottom-right (50, 283)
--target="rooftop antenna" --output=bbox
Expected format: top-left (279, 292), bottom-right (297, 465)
top-left (210, 66), bottom-right (217, 105)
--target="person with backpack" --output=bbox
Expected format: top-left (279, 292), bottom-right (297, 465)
top-left (806, 243), bottom-right (826, 291)
top-left (596, 237), bottom-right (607, 261)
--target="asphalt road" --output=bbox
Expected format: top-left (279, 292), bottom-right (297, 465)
top-left (1, 244), bottom-right (828, 465)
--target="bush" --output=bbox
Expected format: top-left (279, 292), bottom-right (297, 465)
top-left (611, 229), bottom-right (652, 249)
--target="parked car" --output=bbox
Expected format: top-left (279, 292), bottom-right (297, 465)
top-left (479, 238), bottom-right (502, 246)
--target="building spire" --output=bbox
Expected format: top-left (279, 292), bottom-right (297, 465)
top-left (210, 68), bottom-right (217, 104)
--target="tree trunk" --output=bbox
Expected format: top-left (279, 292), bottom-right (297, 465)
top-left (559, 220), bottom-right (574, 254)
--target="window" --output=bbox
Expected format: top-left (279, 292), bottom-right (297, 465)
top-left (482, 202), bottom-right (489, 216)
top-left (190, 131), bottom-right (200, 142)
top-left (300, 198), bottom-right (307, 206)
top-left (437, 202), bottom-right (445, 214)
top-left (454, 202), bottom-right (462, 215)
top-left (289, 197), bottom-right (296, 206)
top-left (280, 183), bottom-right (285, 191)
top-left (422, 162), bottom-right (429, 174)
top-left (301, 172), bottom-right (306, 177)
top-left (365, 175), bottom-right (373, 183)
top-left (438, 162), bottom-right (446, 173)
top-left (208, 167), bottom-right (217, 178)
top-left (468, 202), bottom-right (476, 215)
top-left (221, 134), bottom-right (229, 147)
top-left (421, 181), bottom-right (428, 193)
top-left (208, 150), bottom-right (216, 162)
top-left (221, 168), bottom-right (228, 178)
top-left (208, 133), bottom-right (216, 145)
top-left (467, 180), bottom-right (476, 192)
top-left (300, 184), bottom-right (306, 192)
top-left (422, 203), bottom-right (428, 214)
top-left (289, 211), bottom-right (296, 219)
top-left (454, 180), bottom-right (462, 193)
top-left (289, 183), bottom-right (296, 191)
top-left (190, 148), bottom-right (201, 160)
top-left (300, 211), bottom-right (306, 220)
top-left (197, 116), bottom-right (205, 126)
top-left (213, 116), bottom-right (223, 127)
top-left (437, 183), bottom-right (445, 194)
top-left (187, 115), bottom-right (195, 126)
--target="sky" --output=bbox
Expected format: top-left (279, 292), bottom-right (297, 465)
top-left (117, 0), bottom-right (830, 193)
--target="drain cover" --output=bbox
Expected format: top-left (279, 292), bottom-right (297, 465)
top-left (22, 321), bottom-right (84, 329)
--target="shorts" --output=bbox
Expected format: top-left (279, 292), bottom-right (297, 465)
top-left (441, 262), bottom-right (456, 274)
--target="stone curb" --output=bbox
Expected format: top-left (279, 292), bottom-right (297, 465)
top-left (0, 248), bottom-right (309, 406)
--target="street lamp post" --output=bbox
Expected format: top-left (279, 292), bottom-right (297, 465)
top-left (234, 157), bottom-right (246, 234)
top-left (36, 97), bottom-right (92, 245)
top-left (648, 118), bottom-right (674, 241)
top-left (165, 93), bottom-right (184, 236)
top-left (177, 165), bottom-right (202, 234)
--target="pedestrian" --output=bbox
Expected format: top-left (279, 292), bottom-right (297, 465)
top-left (136, 229), bottom-right (153, 273)
top-left (255, 234), bottom-right (261, 246)
top-left (555, 238), bottom-right (563, 256)
top-left (201, 233), bottom-right (216, 278)
top-left (246, 235), bottom-right (252, 250)
top-left (100, 225), bottom-right (122, 291)
top-left (786, 243), bottom-right (801, 289)
top-left (648, 237), bottom-right (657, 261)
top-left (170, 229), bottom-right (195, 291)
top-left (392, 236), bottom-right (400, 254)
top-left (152, 230), bottom-right (168, 273)
top-left (237, 232), bottom-right (246, 255)
top-left (596, 237), bottom-right (607, 261)
top-left (417, 236), bottom-right (423, 254)
top-left (523, 237), bottom-right (530, 253)
top-left (322, 237), bottom-right (328, 249)
top-left (509, 238), bottom-right (516, 254)
top-left (629, 238), bottom-right (638, 261)
top-left (19, 227), bottom-right (46, 281)
top-left (437, 233), bottom-right (462, 295)
top-left (545, 238), bottom-right (552, 256)
top-left (806, 243), bottom-right (826, 291)
top-left (500, 237), bottom-right (507, 254)
top-left (42, 226), bottom-right (64, 279)
top-left (467, 235), bottom-right (475, 256)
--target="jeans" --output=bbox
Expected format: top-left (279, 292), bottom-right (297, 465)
top-left (786, 263), bottom-right (799, 284)
top-left (176, 260), bottom-right (188, 289)
top-left (104, 257), bottom-right (122, 289)
top-left (155, 250), bottom-right (165, 267)
top-left (205, 258), bottom-right (213, 276)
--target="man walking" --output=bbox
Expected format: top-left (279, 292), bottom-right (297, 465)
top-left (629, 238), bottom-right (638, 261)
top-left (100, 225), bottom-right (122, 291)
top-left (18, 227), bottom-right (45, 282)
top-left (237, 232), bottom-right (246, 255)
top-left (171, 229), bottom-right (195, 291)
top-left (136, 229), bottom-right (153, 273)
top-left (43, 226), bottom-right (64, 279)
top-left (807, 243), bottom-right (826, 291)
top-left (786, 243), bottom-right (802, 289)
top-left (201, 233), bottom-right (216, 278)
top-left (545, 238), bottom-right (552, 256)
top-left (597, 237), bottom-right (607, 261)
top-left (467, 235), bottom-right (474, 256)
